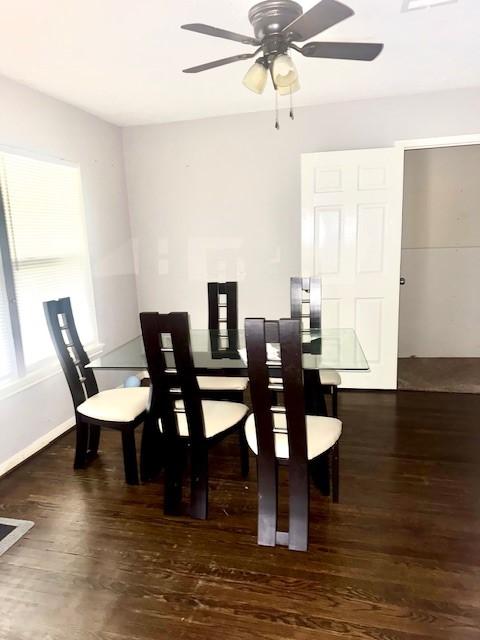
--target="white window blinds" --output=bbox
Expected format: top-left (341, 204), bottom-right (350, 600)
top-left (0, 259), bottom-right (15, 381)
top-left (0, 151), bottom-right (97, 375)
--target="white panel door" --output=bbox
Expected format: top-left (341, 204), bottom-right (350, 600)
top-left (301, 148), bottom-right (404, 389)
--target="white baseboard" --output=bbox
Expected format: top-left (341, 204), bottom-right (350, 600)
top-left (0, 416), bottom-right (75, 479)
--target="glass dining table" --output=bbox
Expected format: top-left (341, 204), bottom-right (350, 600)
top-left (88, 328), bottom-right (368, 415)
top-left (88, 328), bottom-right (368, 489)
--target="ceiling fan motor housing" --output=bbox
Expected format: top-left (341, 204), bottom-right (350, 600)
top-left (248, 0), bottom-right (303, 41)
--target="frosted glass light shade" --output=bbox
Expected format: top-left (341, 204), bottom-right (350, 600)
top-left (242, 62), bottom-right (268, 94)
top-left (277, 79), bottom-right (300, 95)
top-left (272, 54), bottom-right (298, 88)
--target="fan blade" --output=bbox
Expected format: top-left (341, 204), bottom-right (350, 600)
top-left (283, 0), bottom-right (354, 42)
top-left (299, 41), bottom-right (384, 61)
top-left (183, 51), bottom-right (259, 73)
top-left (181, 23), bottom-right (259, 46)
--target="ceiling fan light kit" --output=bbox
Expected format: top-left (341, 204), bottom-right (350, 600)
top-left (277, 78), bottom-right (300, 96)
top-left (181, 0), bottom-right (384, 129)
top-left (242, 61), bottom-right (268, 94)
top-left (272, 54), bottom-right (298, 88)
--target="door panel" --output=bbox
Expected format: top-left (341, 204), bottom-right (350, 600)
top-left (302, 148), bottom-right (404, 389)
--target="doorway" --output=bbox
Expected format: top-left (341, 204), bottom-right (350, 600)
top-left (398, 142), bottom-right (480, 392)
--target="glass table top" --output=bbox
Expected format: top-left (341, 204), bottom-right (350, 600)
top-left (88, 328), bottom-right (369, 373)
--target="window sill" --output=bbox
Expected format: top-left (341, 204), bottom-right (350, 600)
top-left (0, 343), bottom-right (104, 402)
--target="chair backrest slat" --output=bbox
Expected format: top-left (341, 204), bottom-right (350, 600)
top-left (279, 319), bottom-right (308, 463)
top-left (44, 297), bottom-right (98, 409)
top-left (140, 311), bottom-right (205, 441)
top-left (290, 277), bottom-right (321, 330)
top-left (245, 319), bottom-right (276, 461)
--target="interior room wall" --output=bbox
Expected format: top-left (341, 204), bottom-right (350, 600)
top-left (122, 86), bottom-right (480, 330)
top-left (0, 74), bottom-right (138, 472)
top-left (399, 144), bottom-right (480, 357)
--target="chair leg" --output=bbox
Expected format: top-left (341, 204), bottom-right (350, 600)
top-left (121, 430), bottom-right (139, 485)
top-left (88, 425), bottom-right (101, 455)
top-left (289, 460), bottom-right (309, 552)
top-left (74, 420), bottom-right (89, 469)
top-left (310, 452), bottom-right (330, 496)
top-left (140, 418), bottom-right (152, 483)
top-left (256, 457), bottom-right (277, 547)
top-left (190, 441), bottom-right (209, 520)
top-left (164, 439), bottom-right (184, 515)
top-left (304, 370), bottom-right (328, 416)
top-left (140, 416), bottom-right (163, 482)
top-left (332, 441), bottom-right (340, 503)
top-left (238, 425), bottom-right (249, 478)
top-left (332, 386), bottom-right (338, 418)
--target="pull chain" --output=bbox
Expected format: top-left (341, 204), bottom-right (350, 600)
top-left (275, 90), bottom-right (279, 130)
top-left (289, 86), bottom-right (294, 120)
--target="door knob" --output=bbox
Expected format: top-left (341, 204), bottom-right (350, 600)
top-left (400, 277), bottom-right (406, 285)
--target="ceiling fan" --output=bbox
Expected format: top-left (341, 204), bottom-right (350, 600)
top-left (181, 0), bottom-right (384, 109)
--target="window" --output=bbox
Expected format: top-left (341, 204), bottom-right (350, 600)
top-left (0, 150), bottom-right (97, 387)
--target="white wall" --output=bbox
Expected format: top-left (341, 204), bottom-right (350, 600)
top-left (399, 145), bottom-right (480, 357)
top-left (0, 75), bottom-right (137, 471)
top-left (123, 87), bottom-right (480, 330)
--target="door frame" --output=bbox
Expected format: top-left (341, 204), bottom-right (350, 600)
top-left (396, 133), bottom-right (480, 151)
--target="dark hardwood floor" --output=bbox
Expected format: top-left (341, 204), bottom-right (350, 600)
top-left (1, 391), bottom-right (480, 640)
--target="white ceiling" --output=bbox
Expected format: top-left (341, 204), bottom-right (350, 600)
top-left (0, 0), bottom-right (478, 126)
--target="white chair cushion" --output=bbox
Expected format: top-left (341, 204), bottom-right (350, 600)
top-left (159, 399), bottom-right (248, 439)
top-left (320, 370), bottom-right (341, 386)
top-left (77, 387), bottom-right (150, 423)
top-left (245, 412), bottom-right (341, 461)
top-left (139, 372), bottom-right (248, 392)
top-left (197, 376), bottom-right (248, 392)
top-left (269, 370), bottom-right (341, 387)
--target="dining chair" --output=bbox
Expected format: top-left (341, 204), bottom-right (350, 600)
top-left (198, 281), bottom-right (249, 400)
top-left (290, 277), bottom-right (341, 417)
top-left (140, 311), bottom-right (249, 519)
top-left (44, 297), bottom-right (149, 484)
top-left (245, 317), bottom-right (342, 551)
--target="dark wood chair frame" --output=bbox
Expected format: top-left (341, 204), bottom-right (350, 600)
top-left (140, 311), bottom-right (249, 519)
top-left (205, 280), bottom-right (246, 406)
top-left (290, 276), bottom-right (339, 418)
top-left (44, 297), bottom-right (145, 485)
top-left (207, 281), bottom-right (240, 366)
top-left (208, 281), bottom-right (238, 333)
top-left (246, 317), bottom-right (340, 551)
